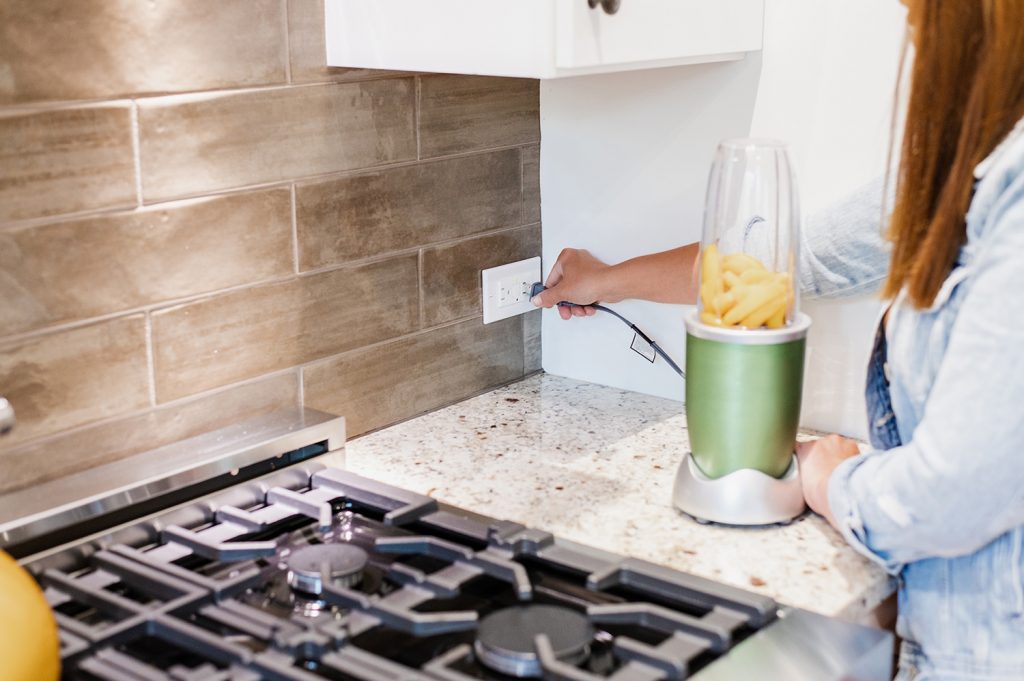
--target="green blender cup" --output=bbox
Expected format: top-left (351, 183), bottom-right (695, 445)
top-left (672, 138), bottom-right (808, 525)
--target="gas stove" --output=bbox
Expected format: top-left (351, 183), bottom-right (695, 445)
top-left (2, 410), bottom-right (892, 680)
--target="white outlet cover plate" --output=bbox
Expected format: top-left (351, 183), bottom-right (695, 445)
top-left (482, 256), bottom-right (542, 324)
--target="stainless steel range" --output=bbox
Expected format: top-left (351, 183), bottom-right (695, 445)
top-left (0, 410), bottom-right (892, 680)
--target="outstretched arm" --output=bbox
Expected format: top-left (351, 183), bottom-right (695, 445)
top-left (531, 244), bottom-right (700, 319)
top-left (532, 176), bottom-right (892, 318)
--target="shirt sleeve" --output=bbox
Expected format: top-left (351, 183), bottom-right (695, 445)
top-left (827, 181), bottom-right (1024, 575)
top-left (798, 176), bottom-right (891, 299)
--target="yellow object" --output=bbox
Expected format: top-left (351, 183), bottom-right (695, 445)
top-left (741, 292), bottom-right (788, 329)
top-left (699, 245), bottom-right (793, 330)
top-left (700, 244), bottom-right (723, 299)
top-left (722, 271), bottom-right (741, 289)
top-left (700, 282), bottom-right (716, 315)
top-left (721, 252), bottom-right (765, 275)
top-left (700, 311), bottom-right (725, 326)
top-left (723, 282), bottom-right (783, 326)
top-left (738, 268), bottom-right (772, 285)
top-left (712, 290), bottom-right (736, 315)
top-left (0, 550), bottom-right (60, 681)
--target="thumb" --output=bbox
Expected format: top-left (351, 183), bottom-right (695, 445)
top-left (531, 283), bottom-right (563, 309)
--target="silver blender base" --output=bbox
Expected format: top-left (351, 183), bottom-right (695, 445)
top-left (672, 453), bottom-right (806, 526)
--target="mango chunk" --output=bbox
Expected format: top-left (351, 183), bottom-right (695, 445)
top-left (699, 246), bottom-right (793, 330)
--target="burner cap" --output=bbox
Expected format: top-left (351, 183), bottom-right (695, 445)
top-left (286, 544), bottom-right (367, 595)
top-left (474, 605), bottom-right (593, 678)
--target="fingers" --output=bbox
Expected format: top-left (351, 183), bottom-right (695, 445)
top-left (546, 301), bottom-right (596, 319)
top-left (532, 252), bottom-right (569, 309)
top-left (556, 303), bottom-right (596, 318)
top-left (532, 249), bottom-right (600, 321)
top-left (532, 284), bottom-right (564, 309)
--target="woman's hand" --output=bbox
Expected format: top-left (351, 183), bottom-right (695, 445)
top-left (531, 248), bottom-right (614, 320)
top-left (795, 434), bottom-right (861, 527)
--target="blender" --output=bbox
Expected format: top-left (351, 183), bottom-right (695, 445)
top-left (672, 139), bottom-right (810, 526)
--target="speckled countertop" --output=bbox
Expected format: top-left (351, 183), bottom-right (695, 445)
top-left (320, 373), bottom-right (895, 624)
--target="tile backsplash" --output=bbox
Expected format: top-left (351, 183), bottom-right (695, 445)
top-left (0, 0), bottom-right (541, 493)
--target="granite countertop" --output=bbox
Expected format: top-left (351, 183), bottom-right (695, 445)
top-left (324, 373), bottom-right (895, 623)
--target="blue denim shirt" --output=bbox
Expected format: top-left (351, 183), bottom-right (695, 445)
top-left (798, 118), bottom-right (1024, 681)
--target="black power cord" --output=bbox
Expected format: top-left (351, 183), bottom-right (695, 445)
top-left (530, 283), bottom-right (685, 379)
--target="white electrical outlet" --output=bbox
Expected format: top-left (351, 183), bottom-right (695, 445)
top-left (481, 256), bottom-right (542, 324)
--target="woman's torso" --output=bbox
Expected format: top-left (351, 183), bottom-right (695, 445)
top-left (869, 119), bottom-right (1024, 680)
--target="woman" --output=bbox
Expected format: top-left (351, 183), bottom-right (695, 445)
top-left (532, 2), bottom-right (1024, 679)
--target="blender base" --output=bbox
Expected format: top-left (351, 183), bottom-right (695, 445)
top-left (672, 453), bottom-right (806, 526)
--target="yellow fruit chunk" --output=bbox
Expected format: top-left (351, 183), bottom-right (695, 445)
top-left (696, 246), bottom-right (794, 330)
top-left (741, 291), bottom-right (788, 329)
top-left (700, 282), bottom-right (716, 315)
top-left (712, 290), bottom-right (736, 315)
top-left (699, 311), bottom-right (725, 326)
top-left (724, 282), bottom-right (785, 326)
top-left (700, 244), bottom-right (723, 298)
top-left (739, 269), bottom-right (773, 285)
top-left (0, 550), bottom-right (60, 681)
top-left (722, 253), bottom-right (765, 275)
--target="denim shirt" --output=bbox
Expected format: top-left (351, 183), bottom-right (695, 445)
top-left (797, 118), bottom-right (1024, 681)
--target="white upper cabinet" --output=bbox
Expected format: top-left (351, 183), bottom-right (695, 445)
top-left (324, 0), bottom-right (765, 79)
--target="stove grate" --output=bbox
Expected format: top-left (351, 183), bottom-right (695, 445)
top-left (25, 467), bottom-right (780, 681)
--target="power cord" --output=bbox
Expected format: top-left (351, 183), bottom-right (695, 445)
top-left (530, 283), bottom-right (685, 379)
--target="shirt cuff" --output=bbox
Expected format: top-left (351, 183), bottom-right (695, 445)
top-left (827, 452), bottom-right (905, 576)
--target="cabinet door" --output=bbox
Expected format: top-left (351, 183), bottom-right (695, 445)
top-left (556, 0), bottom-right (763, 71)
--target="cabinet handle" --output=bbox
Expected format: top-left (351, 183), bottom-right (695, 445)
top-left (588, 0), bottom-right (622, 15)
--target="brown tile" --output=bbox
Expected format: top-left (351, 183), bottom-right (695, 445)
top-left (304, 317), bottom-right (523, 435)
top-left (419, 75), bottom-right (540, 158)
top-left (0, 189), bottom-right (293, 336)
top-left (288, 0), bottom-right (409, 84)
top-left (296, 150), bottom-right (522, 270)
top-left (138, 79), bottom-right (416, 202)
top-left (0, 372), bottom-right (298, 494)
top-left (522, 145), bottom-right (541, 224)
top-left (152, 255), bottom-right (419, 402)
top-left (421, 225), bottom-right (541, 326)
top-left (0, 0), bottom-right (286, 105)
top-left (0, 316), bottom-right (149, 447)
top-left (0, 104), bottom-right (134, 223)
top-left (523, 309), bottom-right (542, 373)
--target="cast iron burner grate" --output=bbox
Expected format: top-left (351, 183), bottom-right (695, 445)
top-left (24, 466), bottom-right (780, 681)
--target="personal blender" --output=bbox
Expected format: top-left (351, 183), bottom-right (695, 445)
top-left (672, 139), bottom-right (810, 526)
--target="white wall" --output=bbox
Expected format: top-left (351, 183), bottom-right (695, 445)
top-left (540, 0), bottom-right (906, 438)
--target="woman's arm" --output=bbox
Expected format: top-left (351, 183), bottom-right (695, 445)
top-left (532, 177), bottom-right (892, 316)
top-left (799, 187), bottom-right (1024, 574)
top-left (531, 245), bottom-right (700, 319)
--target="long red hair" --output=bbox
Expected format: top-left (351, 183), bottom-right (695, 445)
top-left (884, 0), bottom-right (1024, 307)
